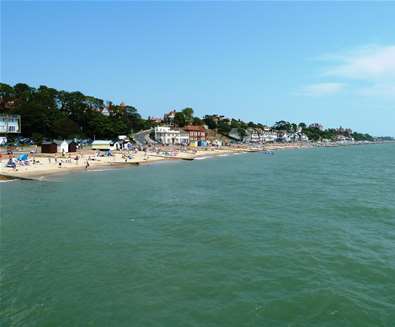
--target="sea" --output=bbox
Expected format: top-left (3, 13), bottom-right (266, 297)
top-left (1, 143), bottom-right (394, 327)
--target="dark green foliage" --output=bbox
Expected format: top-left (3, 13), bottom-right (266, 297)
top-left (174, 112), bottom-right (186, 127)
top-left (0, 82), bottom-right (147, 141)
top-left (0, 82), bottom-right (375, 143)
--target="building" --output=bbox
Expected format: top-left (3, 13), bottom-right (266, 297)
top-left (245, 128), bottom-right (261, 143)
top-left (154, 126), bottom-right (189, 145)
top-left (183, 125), bottom-right (206, 142)
top-left (54, 140), bottom-right (70, 153)
top-left (148, 116), bottom-right (163, 124)
top-left (41, 141), bottom-right (58, 153)
top-left (261, 131), bottom-right (278, 143)
top-left (276, 131), bottom-right (290, 142)
top-left (163, 110), bottom-right (177, 126)
top-left (91, 140), bottom-right (114, 150)
top-left (0, 114), bottom-right (21, 134)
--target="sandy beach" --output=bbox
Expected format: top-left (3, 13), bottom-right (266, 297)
top-left (0, 143), bottom-right (310, 180)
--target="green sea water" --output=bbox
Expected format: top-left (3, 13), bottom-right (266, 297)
top-left (1, 144), bottom-right (395, 327)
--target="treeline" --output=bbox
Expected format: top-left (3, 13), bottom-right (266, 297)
top-left (0, 82), bottom-right (374, 142)
top-left (267, 120), bottom-right (374, 142)
top-left (0, 83), bottom-right (150, 142)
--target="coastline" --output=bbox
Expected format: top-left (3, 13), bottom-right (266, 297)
top-left (0, 141), bottom-right (387, 181)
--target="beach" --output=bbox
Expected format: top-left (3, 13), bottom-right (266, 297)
top-left (0, 143), bottom-right (310, 180)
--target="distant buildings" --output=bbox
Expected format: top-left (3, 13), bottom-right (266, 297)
top-left (183, 125), bottom-right (206, 142)
top-left (154, 126), bottom-right (189, 145)
top-left (148, 116), bottom-right (163, 124)
top-left (228, 127), bottom-right (308, 144)
top-left (0, 114), bottom-right (21, 134)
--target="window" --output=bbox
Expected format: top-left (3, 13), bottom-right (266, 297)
top-left (8, 126), bottom-right (16, 132)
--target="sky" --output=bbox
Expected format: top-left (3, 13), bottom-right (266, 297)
top-left (1, 1), bottom-right (395, 136)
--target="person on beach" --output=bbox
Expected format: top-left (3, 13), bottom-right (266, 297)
top-left (85, 161), bottom-right (90, 169)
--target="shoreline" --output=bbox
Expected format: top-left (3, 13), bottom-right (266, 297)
top-left (0, 141), bottom-right (387, 181)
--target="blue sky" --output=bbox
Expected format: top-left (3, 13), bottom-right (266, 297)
top-left (1, 1), bottom-right (395, 136)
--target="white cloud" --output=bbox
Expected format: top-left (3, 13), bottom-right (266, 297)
top-left (324, 45), bottom-right (395, 80)
top-left (356, 83), bottom-right (395, 97)
top-left (297, 44), bottom-right (395, 98)
top-left (297, 82), bottom-right (345, 96)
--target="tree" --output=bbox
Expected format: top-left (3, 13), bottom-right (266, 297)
top-left (273, 120), bottom-right (292, 131)
top-left (192, 117), bottom-right (204, 126)
top-left (174, 112), bottom-right (186, 127)
top-left (53, 116), bottom-right (81, 138)
top-left (203, 115), bottom-right (217, 129)
top-left (181, 107), bottom-right (194, 125)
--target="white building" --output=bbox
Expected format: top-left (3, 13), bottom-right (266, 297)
top-left (245, 128), bottom-right (261, 143)
top-left (54, 140), bottom-right (69, 153)
top-left (261, 131), bottom-right (278, 143)
top-left (0, 114), bottom-right (21, 134)
top-left (154, 126), bottom-right (189, 145)
top-left (91, 140), bottom-right (114, 150)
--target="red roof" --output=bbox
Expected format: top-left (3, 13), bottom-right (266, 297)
top-left (183, 125), bottom-right (206, 132)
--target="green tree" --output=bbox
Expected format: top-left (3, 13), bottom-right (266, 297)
top-left (182, 107), bottom-right (194, 125)
top-left (174, 112), bottom-right (186, 127)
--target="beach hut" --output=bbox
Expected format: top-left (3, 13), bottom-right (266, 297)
top-left (68, 141), bottom-right (78, 152)
top-left (54, 140), bottom-right (69, 153)
top-left (91, 140), bottom-right (113, 151)
top-left (41, 141), bottom-right (57, 153)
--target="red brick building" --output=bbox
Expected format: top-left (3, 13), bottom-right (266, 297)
top-left (183, 125), bottom-right (206, 142)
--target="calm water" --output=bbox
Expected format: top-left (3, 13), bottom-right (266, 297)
top-left (1, 144), bottom-right (395, 327)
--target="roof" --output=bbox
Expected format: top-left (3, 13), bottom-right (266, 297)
top-left (92, 140), bottom-right (112, 145)
top-left (183, 125), bottom-right (206, 132)
top-left (53, 139), bottom-right (70, 145)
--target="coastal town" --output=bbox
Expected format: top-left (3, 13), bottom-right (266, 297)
top-left (0, 83), bottom-right (391, 180)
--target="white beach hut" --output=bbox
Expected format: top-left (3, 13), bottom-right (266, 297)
top-left (54, 140), bottom-right (69, 153)
top-left (91, 140), bottom-right (113, 151)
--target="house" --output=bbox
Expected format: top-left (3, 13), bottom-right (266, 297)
top-left (245, 128), bottom-right (261, 143)
top-left (276, 131), bottom-right (290, 142)
top-left (101, 107), bottom-right (110, 116)
top-left (262, 131), bottom-right (278, 143)
top-left (148, 116), bottom-right (163, 124)
top-left (91, 140), bottom-right (114, 150)
top-left (0, 114), bottom-right (21, 134)
top-left (154, 126), bottom-right (189, 145)
top-left (163, 110), bottom-right (177, 126)
top-left (183, 125), bottom-right (206, 142)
